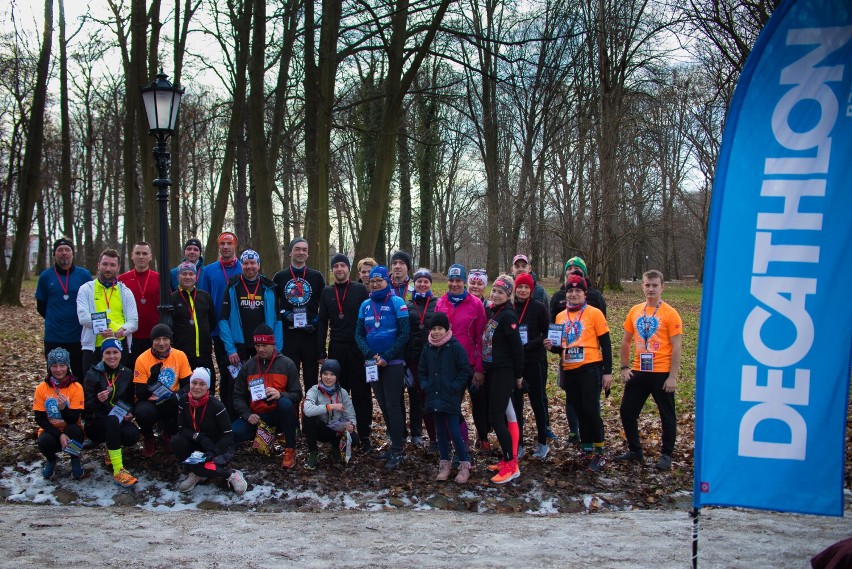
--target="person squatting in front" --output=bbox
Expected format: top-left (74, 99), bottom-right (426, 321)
top-left (33, 347), bottom-right (85, 480)
top-left (301, 359), bottom-right (358, 470)
top-left (133, 323), bottom-right (193, 457)
top-left (418, 311), bottom-right (473, 483)
top-left (355, 265), bottom-right (410, 470)
top-left (545, 275), bottom-right (612, 472)
top-left (482, 275), bottom-right (525, 484)
top-left (172, 367), bottom-right (247, 495)
top-left (83, 339), bottom-right (141, 487)
top-left (232, 325), bottom-right (302, 468)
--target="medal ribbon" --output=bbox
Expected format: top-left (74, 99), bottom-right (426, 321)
top-left (415, 296), bottom-right (432, 328)
top-left (334, 281), bottom-right (349, 318)
top-left (179, 288), bottom-right (200, 356)
top-left (563, 303), bottom-right (587, 346)
top-left (240, 276), bottom-right (261, 301)
top-left (54, 267), bottom-right (70, 297)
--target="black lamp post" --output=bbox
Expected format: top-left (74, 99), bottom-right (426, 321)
top-left (140, 70), bottom-right (184, 328)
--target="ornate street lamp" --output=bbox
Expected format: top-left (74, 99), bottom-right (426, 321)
top-left (140, 70), bottom-right (184, 328)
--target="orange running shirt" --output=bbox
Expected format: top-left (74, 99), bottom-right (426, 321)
top-left (554, 304), bottom-right (609, 371)
top-left (133, 348), bottom-right (192, 392)
top-left (32, 381), bottom-right (84, 434)
top-left (623, 301), bottom-right (682, 372)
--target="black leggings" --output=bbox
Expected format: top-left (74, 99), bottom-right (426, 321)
top-left (85, 415), bottom-right (141, 451)
top-left (562, 366), bottom-right (604, 445)
top-left (470, 378), bottom-right (490, 442)
top-left (487, 367), bottom-right (516, 460)
top-left (512, 360), bottom-right (548, 445)
top-left (37, 424), bottom-right (85, 461)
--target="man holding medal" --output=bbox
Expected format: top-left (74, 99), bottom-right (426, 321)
top-left (316, 253), bottom-right (371, 449)
top-left (171, 262), bottom-right (218, 399)
top-left (616, 269), bottom-right (683, 471)
top-left (36, 238), bottom-right (92, 380)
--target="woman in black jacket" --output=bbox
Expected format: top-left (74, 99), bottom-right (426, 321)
top-left (482, 275), bottom-right (524, 484)
top-left (83, 339), bottom-right (141, 488)
top-left (512, 273), bottom-right (551, 460)
top-left (405, 268), bottom-right (437, 447)
top-left (171, 368), bottom-right (246, 495)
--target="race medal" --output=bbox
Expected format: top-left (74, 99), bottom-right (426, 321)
top-left (374, 321), bottom-right (380, 329)
top-left (419, 323), bottom-right (424, 330)
top-left (141, 298), bottom-right (147, 304)
top-left (63, 294), bottom-right (69, 300)
top-left (338, 313), bottom-right (345, 320)
top-left (188, 319), bottom-right (194, 326)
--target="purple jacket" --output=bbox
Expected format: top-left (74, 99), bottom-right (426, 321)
top-left (435, 293), bottom-right (486, 374)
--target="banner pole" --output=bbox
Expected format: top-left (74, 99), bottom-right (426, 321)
top-left (690, 507), bottom-right (700, 569)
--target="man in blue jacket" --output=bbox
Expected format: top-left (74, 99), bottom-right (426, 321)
top-left (218, 249), bottom-right (281, 417)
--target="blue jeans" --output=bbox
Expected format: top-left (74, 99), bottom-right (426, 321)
top-left (433, 412), bottom-right (470, 462)
top-left (232, 397), bottom-right (297, 448)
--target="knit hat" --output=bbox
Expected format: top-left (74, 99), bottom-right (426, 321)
top-left (369, 265), bottom-right (391, 283)
top-left (512, 254), bottom-right (530, 265)
top-left (151, 323), bottom-right (173, 340)
top-left (413, 268), bottom-right (432, 283)
top-left (190, 367), bottom-right (211, 389)
top-left (183, 238), bottom-right (202, 251)
top-left (177, 261), bottom-right (197, 274)
top-left (240, 249), bottom-right (260, 265)
top-left (447, 264), bottom-right (467, 282)
top-left (468, 268), bottom-right (487, 285)
top-left (218, 231), bottom-right (237, 245)
top-left (253, 324), bottom-right (276, 345)
top-left (565, 256), bottom-right (588, 277)
top-left (53, 238), bottom-right (74, 254)
top-left (101, 338), bottom-right (123, 353)
top-left (566, 274), bottom-right (588, 292)
top-left (330, 253), bottom-right (351, 269)
top-left (47, 347), bottom-right (71, 368)
top-left (514, 273), bottom-right (535, 291)
top-left (390, 250), bottom-right (412, 272)
top-left (320, 359), bottom-right (341, 379)
top-left (492, 276), bottom-right (514, 295)
top-left (430, 311), bottom-right (450, 330)
top-left (288, 237), bottom-right (308, 253)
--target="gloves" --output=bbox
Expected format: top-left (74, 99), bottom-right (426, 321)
top-left (147, 363), bottom-right (163, 385)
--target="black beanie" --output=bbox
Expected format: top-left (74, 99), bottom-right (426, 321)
top-left (183, 238), bottom-right (202, 251)
top-left (391, 250), bottom-right (412, 272)
top-left (288, 237), bottom-right (308, 253)
top-left (150, 323), bottom-right (173, 340)
top-left (330, 253), bottom-right (351, 269)
top-left (53, 238), bottom-right (74, 254)
top-left (320, 359), bottom-right (342, 379)
top-left (430, 311), bottom-right (450, 330)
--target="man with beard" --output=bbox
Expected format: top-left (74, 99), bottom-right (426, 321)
top-left (118, 241), bottom-right (160, 371)
top-left (77, 249), bottom-right (138, 373)
top-left (36, 238), bottom-right (92, 379)
top-left (169, 238), bottom-right (204, 292)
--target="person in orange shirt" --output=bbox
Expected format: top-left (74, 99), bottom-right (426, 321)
top-left (133, 323), bottom-right (193, 458)
top-left (33, 348), bottom-right (85, 480)
top-left (615, 269), bottom-right (683, 471)
top-left (545, 275), bottom-right (612, 472)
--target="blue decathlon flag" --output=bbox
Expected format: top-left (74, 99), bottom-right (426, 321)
top-left (694, 0), bottom-right (852, 516)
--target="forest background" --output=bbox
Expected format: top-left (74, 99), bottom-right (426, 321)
top-left (0, 0), bottom-right (775, 303)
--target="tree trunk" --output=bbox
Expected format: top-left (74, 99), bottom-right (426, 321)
top-left (397, 109), bottom-right (412, 256)
top-left (0, 0), bottom-right (53, 305)
top-left (58, 0), bottom-right (74, 239)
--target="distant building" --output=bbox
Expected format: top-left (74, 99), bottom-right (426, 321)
top-left (4, 234), bottom-right (40, 273)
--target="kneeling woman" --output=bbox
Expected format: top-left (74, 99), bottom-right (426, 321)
top-left (172, 368), bottom-right (246, 494)
top-left (545, 275), bottom-right (612, 472)
top-left (83, 339), bottom-right (141, 487)
top-left (482, 275), bottom-right (524, 484)
top-left (302, 359), bottom-right (358, 470)
top-left (33, 348), bottom-right (85, 480)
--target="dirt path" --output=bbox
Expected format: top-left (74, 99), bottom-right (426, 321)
top-left (1, 503), bottom-right (850, 568)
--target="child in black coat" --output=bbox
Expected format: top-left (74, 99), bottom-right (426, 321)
top-left (418, 312), bottom-right (473, 482)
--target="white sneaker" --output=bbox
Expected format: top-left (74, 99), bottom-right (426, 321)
top-left (532, 443), bottom-right (550, 459)
top-left (179, 472), bottom-right (202, 492)
top-left (228, 469), bottom-right (247, 495)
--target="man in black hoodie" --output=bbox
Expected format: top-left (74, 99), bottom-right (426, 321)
top-left (316, 253), bottom-right (371, 448)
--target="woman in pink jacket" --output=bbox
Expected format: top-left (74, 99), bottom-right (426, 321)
top-left (435, 264), bottom-right (489, 453)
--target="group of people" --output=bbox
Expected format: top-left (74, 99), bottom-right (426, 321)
top-left (33, 233), bottom-right (682, 494)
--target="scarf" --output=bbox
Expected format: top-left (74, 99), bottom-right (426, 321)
top-left (413, 290), bottom-right (433, 301)
top-left (220, 256), bottom-right (238, 268)
top-left (319, 383), bottom-right (339, 397)
top-left (447, 290), bottom-right (468, 306)
top-left (188, 391), bottom-right (210, 408)
top-left (48, 375), bottom-right (73, 390)
top-left (370, 285), bottom-right (392, 302)
top-left (428, 329), bottom-right (454, 347)
top-left (568, 302), bottom-right (586, 312)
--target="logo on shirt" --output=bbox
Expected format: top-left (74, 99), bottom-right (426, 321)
top-left (159, 367), bottom-right (176, 389)
top-left (636, 315), bottom-right (659, 343)
top-left (285, 278), bottom-right (312, 307)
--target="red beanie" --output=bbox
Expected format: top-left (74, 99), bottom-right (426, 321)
top-left (514, 273), bottom-right (535, 290)
top-left (566, 274), bottom-right (587, 292)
